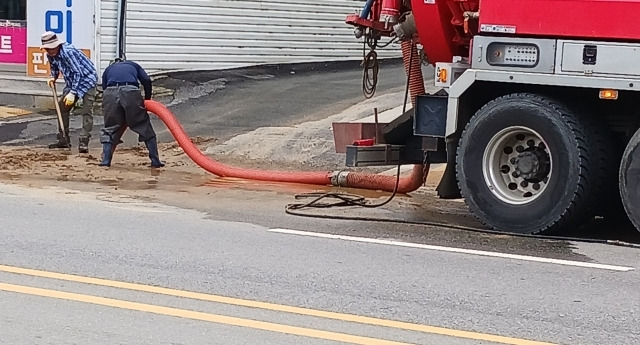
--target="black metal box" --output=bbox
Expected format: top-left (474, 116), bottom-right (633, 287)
top-left (413, 94), bottom-right (448, 138)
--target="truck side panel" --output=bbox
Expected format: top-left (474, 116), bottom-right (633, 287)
top-left (479, 0), bottom-right (640, 41)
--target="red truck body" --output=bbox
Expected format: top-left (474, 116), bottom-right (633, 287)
top-left (479, 0), bottom-right (640, 40)
top-left (411, 0), bottom-right (640, 65)
top-left (342, 0), bottom-right (640, 234)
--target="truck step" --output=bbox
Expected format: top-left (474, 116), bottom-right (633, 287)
top-left (332, 105), bottom-right (409, 153)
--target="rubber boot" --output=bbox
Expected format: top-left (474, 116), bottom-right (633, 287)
top-left (99, 143), bottom-right (114, 167)
top-left (145, 137), bottom-right (165, 168)
top-left (48, 133), bottom-right (71, 149)
top-left (78, 137), bottom-right (89, 154)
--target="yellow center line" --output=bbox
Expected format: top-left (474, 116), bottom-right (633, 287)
top-left (0, 282), bottom-right (409, 345)
top-left (0, 264), bottom-right (556, 345)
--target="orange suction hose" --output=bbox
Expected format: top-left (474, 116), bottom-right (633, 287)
top-left (401, 40), bottom-right (426, 107)
top-left (143, 99), bottom-right (331, 185)
top-left (144, 100), bottom-right (427, 193)
top-left (340, 164), bottom-right (427, 194)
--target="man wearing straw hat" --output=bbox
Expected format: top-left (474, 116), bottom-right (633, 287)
top-left (41, 31), bottom-right (98, 153)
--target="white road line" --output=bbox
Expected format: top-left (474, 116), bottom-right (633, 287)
top-left (268, 228), bottom-right (635, 272)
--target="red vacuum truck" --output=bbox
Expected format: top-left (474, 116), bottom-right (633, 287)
top-left (337, 0), bottom-right (640, 234)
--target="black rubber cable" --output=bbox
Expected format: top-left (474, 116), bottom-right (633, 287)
top-left (287, 164), bottom-right (402, 211)
top-left (362, 48), bottom-right (379, 99)
top-left (285, 204), bottom-right (640, 248)
top-left (362, 34), bottom-right (398, 99)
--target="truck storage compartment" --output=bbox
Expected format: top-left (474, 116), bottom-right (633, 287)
top-left (557, 40), bottom-right (640, 77)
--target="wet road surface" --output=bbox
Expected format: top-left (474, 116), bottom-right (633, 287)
top-left (1, 60), bottom-right (639, 344)
top-left (1, 182), bottom-right (639, 345)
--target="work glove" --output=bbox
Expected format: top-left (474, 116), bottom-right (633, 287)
top-left (64, 93), bottom-right (76, 107)
top-left (47, 78), bottom-right (56, 88)
top-left (73, 98), bottom-right (84, 110)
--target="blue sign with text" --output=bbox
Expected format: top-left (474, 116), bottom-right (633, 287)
top-left (45, 0), bottom-right (73, 43)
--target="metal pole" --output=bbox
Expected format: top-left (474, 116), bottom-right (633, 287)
top-left (374, 107), bottom-right (380, 144)
top-left (115, 0), bottom-right (127, 59)
top-left (122, 0), bottom-right (127, 60)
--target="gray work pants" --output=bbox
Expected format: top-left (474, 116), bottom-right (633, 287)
top-left (100, 85), bottom-right (157, 144)
top-left (58, 87), bottom-right (96, 139)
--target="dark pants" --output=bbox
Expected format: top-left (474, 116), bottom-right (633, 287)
top-left (100, 85), bottom-right (156, 144)
top-left (58, 87), bottom-right (96, 139)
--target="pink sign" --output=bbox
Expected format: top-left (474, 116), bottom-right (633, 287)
top-left (0, 21), bottom-right (27, 64)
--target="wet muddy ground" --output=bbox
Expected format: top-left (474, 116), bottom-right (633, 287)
top-left (1, 141), bottom-right (638, 250)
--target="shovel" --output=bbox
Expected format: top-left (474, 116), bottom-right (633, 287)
top-left (50, 82), bottom-right (68, 141)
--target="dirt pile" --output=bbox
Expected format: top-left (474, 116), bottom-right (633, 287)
top-left (205, 91), bottom-right (405, 171)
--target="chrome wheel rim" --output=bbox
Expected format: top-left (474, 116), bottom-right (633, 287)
top-left (482, 126), bottom-right (552, 205)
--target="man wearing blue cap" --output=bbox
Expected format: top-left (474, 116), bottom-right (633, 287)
top-left (99, 58), bottom-right (164, 168)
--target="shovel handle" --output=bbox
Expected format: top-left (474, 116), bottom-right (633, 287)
top-left (50, 82), bottom-right (67, 139)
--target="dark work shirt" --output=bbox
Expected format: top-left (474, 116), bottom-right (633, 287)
top-left (102, 61), bottom-right (152, 100)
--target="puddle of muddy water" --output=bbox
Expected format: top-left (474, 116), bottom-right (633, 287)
top-left (0, 172), bottom-right (21, 180)
top-left (92, 167), bottom-right (212, 192)
top-left (98, 179), bottom-right (160, 191)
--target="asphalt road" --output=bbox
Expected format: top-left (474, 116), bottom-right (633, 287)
top-left (154, 59), bottom-right (409, 142)
top-left (1, 183), bottom-right (639, 345)
top-left (1, 60), bottom-right (640, 345)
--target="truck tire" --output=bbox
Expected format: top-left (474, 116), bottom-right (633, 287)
top-left (619, 127), bottom-right (640, 232)
top-left (456, 93), bottom-right (610, 234)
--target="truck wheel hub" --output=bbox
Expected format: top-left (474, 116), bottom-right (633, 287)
top-left (514, 149), bottom-right (550, 180)
top-left (515, 151), bottom-right (539, 176)
top-left (482, 126), bottom-right (553, 205)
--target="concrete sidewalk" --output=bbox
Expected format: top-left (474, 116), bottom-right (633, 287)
top-left (0, 63), bottom-right (26, 76)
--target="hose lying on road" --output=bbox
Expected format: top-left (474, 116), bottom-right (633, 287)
top-left (143, 100), bottom-right (428, 193)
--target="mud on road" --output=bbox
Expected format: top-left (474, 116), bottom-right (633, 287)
top-left (0, 137), bottom-right (483, 232)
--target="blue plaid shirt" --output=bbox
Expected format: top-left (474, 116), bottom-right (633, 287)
top-left (48, 43), bottom-right (98, 98)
